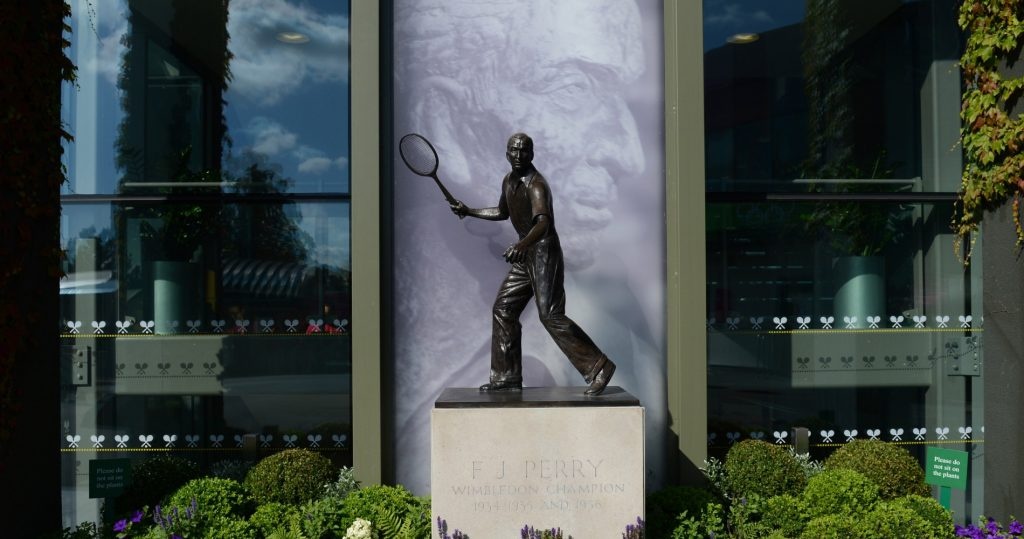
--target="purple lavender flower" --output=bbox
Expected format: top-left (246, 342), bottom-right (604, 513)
top-left (1010, 520), bottom-right (1023, 536)
top-left (988, 517), bottom-right (1001, 535)
top-left (131, 509), bottom-right (144, 523)
top-left (112, 519), bottom-right (128, 533)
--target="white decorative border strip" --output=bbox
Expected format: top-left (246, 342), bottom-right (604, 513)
top-left (707, 425), bottom-right (983, 446)
top-left (64, 432), bottom-right (349, 450)
top-left (61, 317), bottom-right (349, 336)
top-left (708, 314), bottom-right (980, 331)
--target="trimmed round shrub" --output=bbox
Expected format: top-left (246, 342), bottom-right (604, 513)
top-left (249, 502), bottom-right (300, 537)
top-left (646, 485), bottom-right (722, 539)
top-left (824, 439), bottom-right (929, 498)
top-left (759, 494), bottom-right (806, 538)
top-left (114, 454), bottom-right (199, 515)
top-left (799, 514), bottom-right (857, 539)
top-left (888, 495), bottom-right (954, 538)
top-left (800, 468), bottom-right (879, 519)
top-left (725, 440), bottom-right (807, 499)
top-left (243, 448), bottom-right (337, 505)
top-left (165, 476), bottom-right (253, 533)
top-left (854, 501), bottom-right (934, 538)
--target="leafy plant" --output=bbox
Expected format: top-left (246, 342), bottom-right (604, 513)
top-left (243, 448), bottom-right (336, 506)
top-left (165, 477), bottom-right (253, 534)
top-left (853, 500), bottom-right (940, 539)
top-left (800, 468), bottom-right (880, 520)
top-left (752, 495), bottom-right (805, 539)
top-left (823, 439), bottom-right (929, 499)
top-left (670, 504), bottom-right (725, 539)
top-left (724, 440), bottom-right (807, 499)
top-left (888, 495), bottom-right (955, 538)
top-left (798, 513), bottom-right (858, 539)
top-left (646, 485), bottom-right (722, 538)
top-left (954, 0), bottom-right (1024, 263)
top-left (322, 466), bottom-right (361, 500)
top-left (335, 485), bottom-right (429, 539)
top-left (249, 502), bottom-right (300, 538)
top-left (114, 455), bottom-right (199, 516)
top-left (298, 495), bottom-right (348, 538)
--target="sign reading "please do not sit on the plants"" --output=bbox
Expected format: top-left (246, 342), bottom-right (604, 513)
top-left (925, 446), bottom-right (968, 509)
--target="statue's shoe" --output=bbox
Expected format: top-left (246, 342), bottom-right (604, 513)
top-left (479, 380), bottom-right (523, 392)
top-left (584, 361), bottom-right (616, 396)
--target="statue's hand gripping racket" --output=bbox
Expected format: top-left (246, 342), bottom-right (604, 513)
top-left (399, 133), bottom-right (459, 208)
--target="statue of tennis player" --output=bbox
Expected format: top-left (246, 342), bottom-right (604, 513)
top-left (450, 133), bottom-right (617, 395)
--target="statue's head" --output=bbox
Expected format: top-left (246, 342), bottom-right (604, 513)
top-left (506, 133), bottom-right (534, 173)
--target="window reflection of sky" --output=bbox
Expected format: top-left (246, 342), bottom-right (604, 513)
top-left (64, 0), bottom-right (351, 195)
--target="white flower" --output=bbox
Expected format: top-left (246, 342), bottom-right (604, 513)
top-left (343, 518), bottom-right (378, 539)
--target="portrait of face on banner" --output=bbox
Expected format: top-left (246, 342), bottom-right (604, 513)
top-left (392, 0), bottom-right (667, 493)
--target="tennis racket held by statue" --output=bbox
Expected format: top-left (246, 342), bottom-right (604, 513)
top-left (399, 133), bottom-right (458, 206)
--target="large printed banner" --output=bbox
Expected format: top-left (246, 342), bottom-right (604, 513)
top-left (391, 0), bottom-right (666, 493)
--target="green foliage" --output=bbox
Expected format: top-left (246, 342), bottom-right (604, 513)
top-left (700, 457), bottom-right (728, 499)
top-left (298, 494), bottom-right (348, 538)
top-left (798, 514), bottom-right (858, 539)
top-left (243, 449), bottom-right (337, 506)
top-left (646, 485), bottom-right (722, 538)
top-left (955, 0), bottom-right (1024, 263)
top-left (887, 495), bottom-right (955, 538)
top-left (670, 502), bottom-right (726, 539)
top-left (114, 455), bottom-right (200, 515)
top-left (165, 477), bottom-right (253, 534)
top-left (852, 501), bottom-right (935, 539)
top-left (800, 468), bottom-right (880, 520)
top-left (249, 502), bottom-right (300, 538)
top-left (788, 448), bottom-right (824, 481)
top-left (758, 495), bottom-right (805, 539)
top-left (322, 466), bottom-right (362, 501)
top-left (724, 440), bottom-right (807, 499)
top-left (823, 439), bottom-right (929, 499)
top-left (336, 484), bottom-right (430, 539)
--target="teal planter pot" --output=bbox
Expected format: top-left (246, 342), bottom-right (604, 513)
top-left (153, 260), bottom-right (200, 334)
top-left (833, 256), bottom-right (885, 329)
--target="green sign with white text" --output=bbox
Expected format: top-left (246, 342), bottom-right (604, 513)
top-left (925, 447), bottom-right (968, 490)
top-left (89, 458), bottom-right (131, 499)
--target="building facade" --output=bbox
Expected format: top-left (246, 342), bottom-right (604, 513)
top-left (49, 0), bottom-right (997, 530)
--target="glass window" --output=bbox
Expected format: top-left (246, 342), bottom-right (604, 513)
top-left (704, 0), bottom-right (982, 522)
top-left (61, 0), bottom-right (351, 527)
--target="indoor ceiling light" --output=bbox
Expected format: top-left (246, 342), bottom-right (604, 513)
top-left (727, 32), bottom-right (760, 44)
top-left (276, 31), bottom-right (310, 44)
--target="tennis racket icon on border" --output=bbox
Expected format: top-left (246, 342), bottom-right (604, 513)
top-left (399, 133), bottom-right (459, 207)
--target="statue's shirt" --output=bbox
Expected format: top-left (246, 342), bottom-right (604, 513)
top-left (499, 170), bottom-right (556, 240)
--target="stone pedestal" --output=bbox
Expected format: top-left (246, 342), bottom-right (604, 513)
top-left (431, 387), bottom-right (645, 538)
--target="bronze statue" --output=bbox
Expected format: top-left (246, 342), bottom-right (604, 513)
top-left (450, 133), bottom-right (616, 395)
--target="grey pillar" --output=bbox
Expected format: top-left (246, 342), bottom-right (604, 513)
top-left (982, 205), bottom-right (1024, 522)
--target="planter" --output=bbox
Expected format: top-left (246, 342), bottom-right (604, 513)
top-left (152, 260), bottom-right (200, 334)
top-left (832, 256), bottom-right (884, 329)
